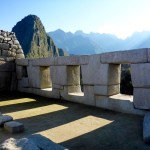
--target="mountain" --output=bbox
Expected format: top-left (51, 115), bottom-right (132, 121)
top-left (49, 29), bottom-right (97, 55)
top-left (12, 15), bottom-right (68, 58)
top-left (49, 29), bottom-right (150, 55)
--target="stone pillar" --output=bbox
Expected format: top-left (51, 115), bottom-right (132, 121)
top-left (131, 63), bottom-right (150, 110)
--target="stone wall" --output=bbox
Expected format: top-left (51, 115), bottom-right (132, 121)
top-left (0, 30), bottom-right (24, 91)
top-left (15, 48), bottom-right (150, 115)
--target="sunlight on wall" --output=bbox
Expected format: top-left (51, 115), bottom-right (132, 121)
top-left (38, 115), bottom-right (113, 143)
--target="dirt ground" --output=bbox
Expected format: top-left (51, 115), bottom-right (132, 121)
top-left (0, 92), bottom-right (149, 150)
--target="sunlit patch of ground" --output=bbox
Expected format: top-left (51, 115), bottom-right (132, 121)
top-left (0, 92), bottom-right (149, 150)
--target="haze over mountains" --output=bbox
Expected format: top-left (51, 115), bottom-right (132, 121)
top-left (49, 29), bottom-right (150, 55)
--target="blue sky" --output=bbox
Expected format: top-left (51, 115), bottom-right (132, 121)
top-left (1, 0), bottom-right (150, 39)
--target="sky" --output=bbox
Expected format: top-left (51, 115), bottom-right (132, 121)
top-left (1, 0), bottom-right (150, 39)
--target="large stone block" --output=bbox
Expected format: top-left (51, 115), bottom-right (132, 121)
top-left (81, 55), bottom-right (120, 85)
top-left (16, 66), bottom-right (28, 79)
top-left (32, 88), bottom-right (60, 99)
top-left (4, 121), bottom-right (24, 133)
top-left (16, 66), bottom-right (23, 79)
top-left (57, 55), bottom-right (89, 65)
top-left (27, 66), bottom-right (52, 89)
top-left (133, 88), bottom-right (150, 110)
top-left (101, 48), bottom-right (148, 64)
top-left (83, 86), bottom-right (95, 106)
top-left (10, 72), bottom-right (17, 91)
top-left (94, 84), bottom-right (120, 96)
top-left (16, 58), bottom-right (28, 66)
top-left (0, 115), bottom-right (13, 126)
top-left (67, 65), bottom-right (80, 85)
top-left (51, 65), bottom-right (80, 86)
top-left (143, 113), bottom-right (150, 144)
top-left (96, 94), bottom-right (144, 115)
top-left (51, 66), bottom-right (67, 85)
top-left (0, 72), bottom-right (11, 91)
top-left (131, 63), bottom-right (150, 87)
top-left (32, 57), bottom-right (57, 66)
top-left (0, 61), bottom-right (15, 71)
top-left (0, 138), bottom-right (40, 150)
top-left (0, 43), bottom-right (9, 49)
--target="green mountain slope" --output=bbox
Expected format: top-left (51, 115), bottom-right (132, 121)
top-left (12, 15), bottom-right (68, 58)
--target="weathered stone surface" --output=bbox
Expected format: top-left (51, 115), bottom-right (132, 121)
top-left (81, 55), bottom-right (120, 85)
top-left (0, 43), bottom-right (9, 49)
top-left (13, 39), bottom-right (20, 45)
top-left (21, 77), bottom-right (29, 88)
top-left (0, 138), bottom-right (40, 150)
top-left (84, 86), bottom-right (95, 106)
top-left (2, 50), bottom-right (9, 57)
top-left (32, 88), bottom-right (59, 99)
top-left (10, 72), bottom-right (17, 91)
top-left (133, 88), bottom-right (150, 110)
top-left (51, 66), bottom-right (67, 85)
top-left (28, 134), bottom-right (67, 150)
top-left (4, 121), bottom-right (24, 133)
top-left (16, 48), bottom-right (23, 54)
top-left (52, 84), bottom-right (64, 90)
top-left (0, 135), bottom-right (67, 150)
top-left (5, 57), bottom-right (15, 61)
top-left (51, 65), bottom-right (80, 86)
top-left (0, 61), bottom-right (15, 71)
top-left (101, 48), bottom-right (148, 64)
top-left (94, 84), bottom-right (120, 96)
top-left (0, 72), bottom-right (11, 91)
top-left (32, 57), bottom-right (57, 66)
top-left (0, 115), bottom-right (13, 125)
top-left (27, 65), bottom-right (51, 88)
top-left (67, 65), bottom-right (80, 85)
top-left (16, 58), bottom-right (28, 66)
top-left (96, 94), bottom-right (144, 115)
top-left (57, 55), bottom-right (89, 65)
top-left (131, 63), bottom-right (150, 87)
top-left (16, 54), bottom-right (25, 59)
top-left (143, 113), bottom-right (150, 144)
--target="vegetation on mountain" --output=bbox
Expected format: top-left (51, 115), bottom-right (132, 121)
top-left (12, 15), bottom-right (68, 58)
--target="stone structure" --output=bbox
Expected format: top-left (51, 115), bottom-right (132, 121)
top-left (2, 30), bottom-right (150, 144)
top-left (14, 48), bottom-right (150, 116)
top-left (0, 30), bottom-right (24, 91)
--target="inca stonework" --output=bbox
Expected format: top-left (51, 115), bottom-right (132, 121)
top-left (0, 30), bottom-right (24, 91)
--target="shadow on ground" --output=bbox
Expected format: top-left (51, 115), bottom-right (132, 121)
top-left (0, 92), bottom-right (149, 150)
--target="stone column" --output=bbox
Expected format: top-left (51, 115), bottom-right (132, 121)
top-left (131, 63), bottom-right (150, 110)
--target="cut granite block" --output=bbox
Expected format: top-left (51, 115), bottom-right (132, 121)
top-left (0, 115), bottom-right (13, 126)
top-left (4, 121), bottom-right (24, 133)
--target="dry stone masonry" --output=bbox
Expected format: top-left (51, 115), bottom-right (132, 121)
top-left (15, 48), bottom-right (150, 115)
top-left (0, 30), bottom-right (25, 91)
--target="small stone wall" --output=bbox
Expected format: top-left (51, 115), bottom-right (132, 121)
top-left (15, 48), bottom-right (150, 115)
top-left (0, 30), bottom-right (24, 91)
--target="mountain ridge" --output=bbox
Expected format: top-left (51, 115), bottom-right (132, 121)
top-left (49, 29), bottom-right (150, 55)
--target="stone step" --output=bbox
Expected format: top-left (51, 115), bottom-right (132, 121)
top-left (4, 121), bottom-right (24, 133)
top-left (0, 115), bottom-right (13, 126)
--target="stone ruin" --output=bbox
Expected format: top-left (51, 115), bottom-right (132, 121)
top-left (0, 30), bottom-right (24, 91)
top-left (1, 30), bottom-right (150, 143)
